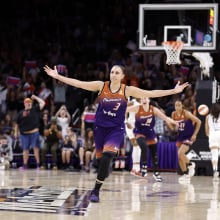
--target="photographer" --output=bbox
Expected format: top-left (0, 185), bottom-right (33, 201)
top-left (40, 116), bottom-right (62, 170)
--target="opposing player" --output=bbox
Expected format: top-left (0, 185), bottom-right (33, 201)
top-left (171, 100), bottom-right (201, 182)
top-left (44, 64), bottom-right (188, 203)
top-left (205, 102), bottom-right (220, 182)
top-left (127, 97), bottom-right (178, 182)
top-left (125, 98), bottom-right (141, 177)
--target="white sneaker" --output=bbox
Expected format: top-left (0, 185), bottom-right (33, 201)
top-left (213, 171), bottom-right (219, 182)
top-left (153, 172), bottom-right (163, 182)
top-left (188, 162), bottom-right (196, 177)
top-left (178, 174), bottom-right (190, 182)
top-left (130, 169), bottom-right (142, 178)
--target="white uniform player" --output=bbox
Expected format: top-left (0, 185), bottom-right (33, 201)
top-left (125, 98), bottom-right (142, 176)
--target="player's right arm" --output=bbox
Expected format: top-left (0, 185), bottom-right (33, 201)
top-left (44, 65), bottom-right (103, 92)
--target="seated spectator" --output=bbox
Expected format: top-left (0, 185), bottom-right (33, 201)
top-left (61, 129), bottom-right (77, 170)
top-left (55, 105), bottom-right (71, 139)
top-left (83, 128), bottom-right (96, 172)
top-left (1, 113), bottom-right (14, 150)
top-left (40, 116), bottom-right (62, 170)
top-left (0, 134), bottom-right (13, 170)
top-left (64, 127), bottom-right (84, 171)
top-left (81, 103), bottom-right (96, 136)
top-left (114, 139), bottom-right (126, 170)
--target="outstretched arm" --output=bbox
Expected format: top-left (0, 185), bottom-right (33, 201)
top-left (126, 81), bottom-right (189, 98)
top-left (44, 65), bottom-right (103, 92)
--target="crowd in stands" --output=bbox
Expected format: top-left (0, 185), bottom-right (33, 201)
top-left (0, 0), bottom-right (219, 170)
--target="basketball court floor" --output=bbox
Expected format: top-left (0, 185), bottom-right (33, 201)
top-left (0, 169), bottom-right (219, 220)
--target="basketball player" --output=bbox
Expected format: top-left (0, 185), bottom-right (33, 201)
top-left (205, 102), bottom-right (220, 182)
top-left (125, 98), bottom-right (141, 177)
top-left (44, 64), bottom-right (189, 203)
top-left (171, 100), bottom-right (201, 182)
top-left (127, 97), bottom-right (178, 182)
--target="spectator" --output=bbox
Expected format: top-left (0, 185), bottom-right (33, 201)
top-left (6, 85), bottom-right (20, 121)
top-left (0, 134), bottom-right (13, 169)
top-left (40, 116), bottom-right (62, 170)
top-left (37, 82), bottom-right (52, 112)
top-left (81, 103), bottom-right (96, 137)
top-left (61, 128), bottom-right (77, 170)
top-left (39, 110), bottom-right (50, 151)
top-left (0, 77), bottom-right (8, 119)
top-left (83, 128), bottom-right (96, 172)
top-left (14, 95), bottom-right (45, 170)
top-left (52, 77), bottom-right (68, 113)
top-left (55, 105), bottom-right (71, 139)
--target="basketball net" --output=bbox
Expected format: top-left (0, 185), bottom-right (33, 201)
top-left (163, 41), bottom-right (184, 65)
top-left (192, 52), bottom-right (213, 77)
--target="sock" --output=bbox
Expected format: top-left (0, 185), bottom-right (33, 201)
top-left (94, 180), bottom-right (103, 191)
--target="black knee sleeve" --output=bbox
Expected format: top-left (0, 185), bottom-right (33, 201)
top-left (97, 152), bottom-right (116, 181)
top-left (136, 137), bottom-right (147, 165)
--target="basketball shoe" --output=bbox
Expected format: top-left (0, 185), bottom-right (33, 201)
top-left (213, 171), bottom-right (219, 182)
top-left (188, 162), bottom-right (196, 177)
top-left (153, 172), bottom-right (163, 182)
top-left (130, 169), bottom-right (142, 178)
top-left (90, 189), bottom-right (100, 203)
top-left (178, 174), bottom-right (190, 182)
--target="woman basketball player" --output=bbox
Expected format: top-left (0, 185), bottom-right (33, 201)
top-left (44, 64), bottom-right (189, 203)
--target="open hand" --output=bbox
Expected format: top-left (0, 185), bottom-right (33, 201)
top-left (44, 65), bottom-right (59, 79)
top-left (174, 81), bottom-right (189, 93)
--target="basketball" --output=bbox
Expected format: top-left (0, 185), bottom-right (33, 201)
top-left (198, 104), bottom-right (209, 116)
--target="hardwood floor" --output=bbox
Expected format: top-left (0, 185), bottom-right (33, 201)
top-left (0, 168), bottom-right (219, 220)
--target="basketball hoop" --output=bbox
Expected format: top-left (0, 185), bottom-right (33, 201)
top-left (162, 41), bottom-right (184, 65)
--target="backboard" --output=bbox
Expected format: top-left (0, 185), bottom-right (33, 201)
top-left (138, 3), bottom-right (218, 52)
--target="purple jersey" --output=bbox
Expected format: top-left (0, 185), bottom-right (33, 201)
top-left (95, 81), bottom-right (127, 127)
top-left (134, 105), bottom-right (157, 143)
top-left (172, 110), bottom-right (195, 146)
top-left (94, 81), bottom-right (127, 158)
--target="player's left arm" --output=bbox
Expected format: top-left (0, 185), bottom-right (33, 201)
top-left (153, 107), bottom-right (178, 128)
top-left (186, 110), bottom-right (201, 142)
